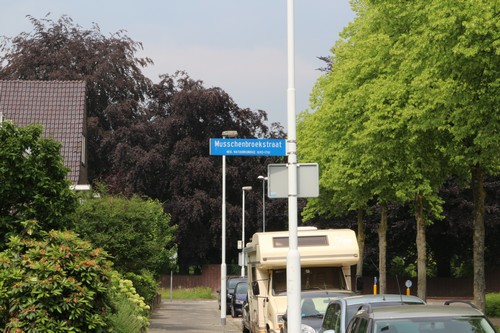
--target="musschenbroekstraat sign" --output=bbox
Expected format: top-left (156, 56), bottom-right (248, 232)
top-left (209, 138), bottom-right (286, 156)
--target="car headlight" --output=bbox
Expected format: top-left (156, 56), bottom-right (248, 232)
top-left (301, 324), bottom-right (315, 333)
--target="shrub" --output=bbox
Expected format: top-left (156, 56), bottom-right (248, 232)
top-left (124, 270), bottom-right (159, 306)
top-left (108, 273), bottom-right (150, 332)
top-left (0, 227), bottom-right (115, 332)
top-left (485, 293), bottom-right (500, 317)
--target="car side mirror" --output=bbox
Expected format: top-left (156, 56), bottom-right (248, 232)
top-left (252, 281), bottom-right (260, 296)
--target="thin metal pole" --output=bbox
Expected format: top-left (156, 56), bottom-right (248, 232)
top-left (170, 271), bottom-right (173, 302)
top-left (221, 153), bottom-right (227, 325)
top-left (262, 178), bottom-right (266, 232)
top-left (241, 189), bottom-right (245, 277)
top-left (286, 0), bottom-right (301, 332)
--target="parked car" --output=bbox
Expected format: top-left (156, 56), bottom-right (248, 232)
top-left (318, 294), bottom-right (425, 333)
top-left (217, 276), bottom-right (247, 314)
top-left (242, 295), bottom-right (251, 333)
top-left (346, 301), bottom-right (498, 333)
top-left (281, 290), bottom-right (355, 333)
top-left (230, 281), bottom-right (248, 318)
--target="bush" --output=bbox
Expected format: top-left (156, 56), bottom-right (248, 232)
top-left (124, 270), bottom-right (159, 306)
top-left (108, 273), bottom-right (150, 332)
top-left (486, 293), bottom-right (500, 317)
top-left (0, 227), bottom-right (115, 332)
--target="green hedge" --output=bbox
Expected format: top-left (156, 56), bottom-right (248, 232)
top-left (486, 293), bottom-right (500, 317)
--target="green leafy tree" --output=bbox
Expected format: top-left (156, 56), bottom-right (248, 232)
top-left (0, 121), bottom-right (77, 244)
top-left (71, 193), bottom-right (177, 277)
top-left (397, 0), bottom-right (500, 309)
top-left (0, 223), bottom-right (115, 332)
top-left (301, 0), bottom-right (499, 305)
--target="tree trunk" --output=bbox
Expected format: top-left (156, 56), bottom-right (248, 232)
top-left (356, 209), bottom-right (366, 291)
top-left (415, 194), bottom-right (427, 301)
top-left (356, 209), bottom-right (365, 279)
top-left (378, 203), bottom-right (388, 294)
top-left (472, 165), bottom-right (486, 312)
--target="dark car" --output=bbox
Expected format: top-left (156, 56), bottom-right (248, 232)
top-left (346, 301), bottom-right (498, 333)
top-left (318, 294), bottom-right (425, 333)
top-left (242, 295), bottom-right (251, 333)
top-left (282, 290), bottom-right (355, 333)
top-left (230, 281), bottom-right (248, 318)
top-left (217, 276), bottom-right (247, 314)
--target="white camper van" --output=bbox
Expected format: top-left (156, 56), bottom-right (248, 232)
top-left (243, 228), bottom-right (359, 333)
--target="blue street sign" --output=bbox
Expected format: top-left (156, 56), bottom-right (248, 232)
top-left (209, 138), bottom-right (286, 156)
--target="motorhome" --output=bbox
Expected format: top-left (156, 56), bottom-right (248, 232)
top-left (243, 228), bottom-right (359, 333)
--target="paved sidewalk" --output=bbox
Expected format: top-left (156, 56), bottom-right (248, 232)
top-left (148, 299), bottom-right (242, 333)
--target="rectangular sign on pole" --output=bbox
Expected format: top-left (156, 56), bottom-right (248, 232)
top-left (209, 138), bottom-right (286, 156)
top-left (267, 163), bottom-right (319, 198)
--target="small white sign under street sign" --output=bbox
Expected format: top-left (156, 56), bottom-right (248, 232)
top-left (267, 163), bottom-right (319, 198)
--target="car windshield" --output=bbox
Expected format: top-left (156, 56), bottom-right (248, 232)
top-left (235, 283), bottom-right (248, 294)
top-left (373, 317), bottom-right (496, 333)
top-left (301, 297), bottom-right (335, 317)
top-left (228, 279), bottom-right (245, 288)
top-left (272, 267), bottom-right (347, 295)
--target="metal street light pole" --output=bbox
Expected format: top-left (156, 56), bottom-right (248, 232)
top-left (286, 1), bottom-right (301, 333)
top-left (241, 186), bottom-right (252, 277)
top-left (221, 130), bottom-right (237, 325)
top-left (257, 175), bottom-right (268, 232)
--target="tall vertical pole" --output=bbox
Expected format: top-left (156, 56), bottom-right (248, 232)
top-left (241, 188), bottom-right (246, 277)
top-left (221, 153), bottom-right (227, 325)
top-left (286, 0), bottom-right (301, 333)
top-left (258, 175), bottom-right (268, 232)
top-left (262, 178), bottom-right (266, 232)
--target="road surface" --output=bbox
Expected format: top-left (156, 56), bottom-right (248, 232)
top-left (149, 299), bottom-right (242, 333)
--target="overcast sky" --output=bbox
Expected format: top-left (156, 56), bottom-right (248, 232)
top-left (1, 1), bottom-right (355, 129)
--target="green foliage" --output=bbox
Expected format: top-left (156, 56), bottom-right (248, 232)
top-left (108, 274), bottom-right (150, 332)
top-left (71, 193), bottom-right (177, 276)
top-left (450, 255), bottom-right (474, 278)
top-left (159, 286), bottom-right (214, 300)
top-left (485, 293), bottom-right (500, 318)
top-left (124, 270), bottom-right (159, 305)
top-left (390, 255), bottom-right (437, 278)
top-left (0, 227), bottom-right (114, 332)
top-left (0, 121), bottom-right (77, 244)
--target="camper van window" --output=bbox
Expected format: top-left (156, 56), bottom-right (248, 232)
top-left (271, 267), bottom-right (346, 295)
top-left (273, 235), bottom-right (328, 248)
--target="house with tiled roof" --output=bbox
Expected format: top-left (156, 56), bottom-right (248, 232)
top-left (0, 80), bottom-right (88, 186)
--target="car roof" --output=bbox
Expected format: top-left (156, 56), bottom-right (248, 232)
top-left (365, 304), bottom-right (486, 320)
top-left (339, 294), bottom-right (425, 306)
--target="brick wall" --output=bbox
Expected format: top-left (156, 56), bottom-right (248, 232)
top-left (160, 265), bottom-right (221, 292)
top-left (161, 266), bottom-right (500, 297)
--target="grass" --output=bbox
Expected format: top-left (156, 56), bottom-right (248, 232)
top-left (159, 286), bottom-right (216, 300)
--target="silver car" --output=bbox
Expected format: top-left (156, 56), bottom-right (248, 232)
top-left (346, 301), bottom-right (497, 333)
top-left (318, 294), bottom-right (425, 333)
